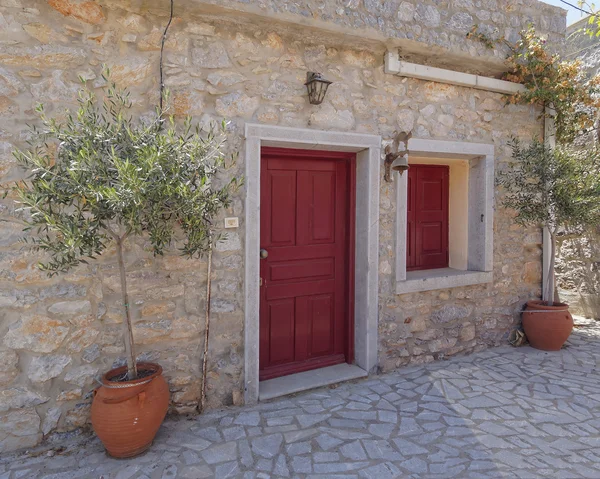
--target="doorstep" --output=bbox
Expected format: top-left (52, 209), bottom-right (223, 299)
top-left (259, 363), bottom-right (368, 401)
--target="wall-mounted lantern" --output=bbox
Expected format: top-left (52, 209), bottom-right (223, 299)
top-left (305, 72), bottom-right (332, 105)
top-left (384, 131), bottom-right (412, 182)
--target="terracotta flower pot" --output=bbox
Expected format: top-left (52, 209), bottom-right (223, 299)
top-left (91, 362), bottom-right (169, 458)
top-left (522, 300), bottom-right (573, 351)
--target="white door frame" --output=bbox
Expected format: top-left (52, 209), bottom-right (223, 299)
top-left (243, 123), bottom-right (381, 404)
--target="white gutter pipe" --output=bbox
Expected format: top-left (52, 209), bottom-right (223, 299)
top-left (543, 109), bottom-right (556, 303)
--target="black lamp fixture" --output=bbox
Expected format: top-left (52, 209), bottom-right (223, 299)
top-left (305, 72), bottom-right (332, 105)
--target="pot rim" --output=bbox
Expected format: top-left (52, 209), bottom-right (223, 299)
top-left (101, 362), bottom-right (163, 387)
top-left (525, 299), bottom-right (570, 311)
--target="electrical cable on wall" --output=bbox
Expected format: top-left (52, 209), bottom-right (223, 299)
top-left (159, 0), bottom-right (175, 113)
top-left (156, 0), bottom-right (216, 412)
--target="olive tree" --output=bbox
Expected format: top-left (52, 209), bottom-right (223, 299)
top-left (9, 77), bottom-right (240, 380)
top-left (498, 139), bottom-right (600, 305)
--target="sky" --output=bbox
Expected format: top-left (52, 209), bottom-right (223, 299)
top-left (540, 0), bottom-right (589, 25)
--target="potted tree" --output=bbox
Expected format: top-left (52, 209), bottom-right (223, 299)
top-left (467, 26), bottom-right (600, 350)
top-left (498, 139), bottom-right (600, 350)
top-left (8, 77), bottom-right (239, 457)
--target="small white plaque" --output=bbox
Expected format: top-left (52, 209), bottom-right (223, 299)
top-left (224, 217), bottom-right (239, 229)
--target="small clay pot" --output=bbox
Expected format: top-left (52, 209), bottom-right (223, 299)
top-left (91, 362), bottom-right (169, 458)
top-left (522, 300), bottom-right (573, 351)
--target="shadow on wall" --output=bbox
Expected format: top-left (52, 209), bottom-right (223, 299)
top-left (556, 229), bottom-right (600, 320)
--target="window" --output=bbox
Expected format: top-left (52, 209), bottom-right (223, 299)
top-left (407, 165), bottom-right (449, 271)
top-left (395, 138), bottom-right (494, 294)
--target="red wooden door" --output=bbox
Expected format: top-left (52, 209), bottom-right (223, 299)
top-left (407, 165), bottom-right (449, 271)
top-left (259, 148), bottom-right (355, 381)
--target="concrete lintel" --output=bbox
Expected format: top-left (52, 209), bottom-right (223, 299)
top-left (396, 269), bottom-right (493, 294)
top-left (409, 138), bottom-right (494, 159)
top-left (245, 124), bottom-right (381, 150)
top-left (384, 51), bottom-right (525, 95)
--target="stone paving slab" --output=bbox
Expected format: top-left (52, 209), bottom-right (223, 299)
top-left (2, 319), bottom-right (600, 478)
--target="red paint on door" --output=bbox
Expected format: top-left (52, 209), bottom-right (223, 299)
top-left (259, 148), bottom-right (355, 381)
top-left (407, 164), bottom-right (449, 271)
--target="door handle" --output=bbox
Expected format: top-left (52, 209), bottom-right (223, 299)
top-left (260, 249), bottom-right (268, 259)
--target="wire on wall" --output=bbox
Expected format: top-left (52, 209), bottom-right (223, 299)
top-left (159, 0), bottom-right (175, 114)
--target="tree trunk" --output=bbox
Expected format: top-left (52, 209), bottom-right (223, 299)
top-left (116, 237), bottom-right (138, 380)
top-left (552, 232), bottom-right (560, 304)
top-left (199, 244), bottom-right (213, 413)
top-left (544, 231), bottom-right (556, 306)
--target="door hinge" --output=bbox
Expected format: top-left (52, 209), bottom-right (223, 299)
top-left (259, 277), bottom-right (263, 287)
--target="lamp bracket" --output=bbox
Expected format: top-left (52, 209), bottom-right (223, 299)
top-left (384, 131), bottom-right (412, 182)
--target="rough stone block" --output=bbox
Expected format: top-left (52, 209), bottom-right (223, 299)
top-left (0, 408), bottom-right (41, 453)
top-left (192, 42), bottom-right (231, 68)
top-left (47, 300), bottom-right (91, 316)
top-left (28, 355), bottom-right (71, 383)
top-left (0, 387), bottom-right (49, 413)
top-left (431, 305), bottom-right (472, 324)
top-left (47, 0), bottom-right (105, 24)
top-left (0, 349), bottom-right (18, 386)
top-left (3, 315), bottom-right (69, 353)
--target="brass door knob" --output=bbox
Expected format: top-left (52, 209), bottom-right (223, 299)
top-left (260, 249), bottom-right (268, 259)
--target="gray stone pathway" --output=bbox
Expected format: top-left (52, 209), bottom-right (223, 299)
top-left (3, 318), bottom-right (600, 478)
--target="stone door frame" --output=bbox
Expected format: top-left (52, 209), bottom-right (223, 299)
top-left (244, 123), bottom-right (381, 404)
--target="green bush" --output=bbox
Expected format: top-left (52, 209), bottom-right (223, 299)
top-left (498, 139), bottom-right (600, 304)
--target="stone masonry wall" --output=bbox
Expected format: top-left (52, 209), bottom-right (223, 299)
top-left (554, 20), bottom-right (600, 319)
top-left (193, 0), bottom-right (565, 72)
top-left (556, 230), bottom-right (600, 319)
top-left (0, 0), bottom-right (550, 452)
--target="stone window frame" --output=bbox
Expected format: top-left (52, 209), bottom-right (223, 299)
top-left (395, 138), bottom-right (494, 294)
top-left (244, 123), bottom-right (381, 404)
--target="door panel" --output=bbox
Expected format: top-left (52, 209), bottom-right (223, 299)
top-left (307, 171), bottom-right (336, 243)
top-left (308, 294), bottom-right (334, 356)
top-left (266, 299), bottom-right (295, 365)
top-left (421, 222), bottom-right (444, 252)
top-left (260, 148), bottom-right (354, 381)
top-left (267, 171), bottom-right (297, 246)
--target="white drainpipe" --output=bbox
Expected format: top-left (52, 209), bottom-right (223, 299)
top-left (543, 108), bottom-right (556, 303)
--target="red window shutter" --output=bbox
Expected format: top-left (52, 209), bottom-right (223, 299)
top-left (407, 165), bottom-right (449, 271)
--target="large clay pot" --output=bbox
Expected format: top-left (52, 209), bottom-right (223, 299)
top-left (522, 300), bottom-right (573, 351)
top-left (91, 362), bottom-right (169, 458)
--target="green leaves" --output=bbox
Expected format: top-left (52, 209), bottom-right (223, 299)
top-left (498, 138), bottom-right (600, 235)
top-left (11, 77), bottom-right (240, 275)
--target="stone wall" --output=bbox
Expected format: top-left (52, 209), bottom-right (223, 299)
top-left (564, 17), bottom-right (600, 76)
top-left (554, 19), bottom-right (600, 319)
top-left (0, 0), bottom-right (553, 452)
top-left (185, 0), bottom-right (565, 73)
top-left (556, 230), bottom-right (600, 318)
top-left (378, 94), bottom-right (544, 369)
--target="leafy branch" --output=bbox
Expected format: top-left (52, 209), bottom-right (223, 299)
top-left (467, 25), bottom-right (600, 143)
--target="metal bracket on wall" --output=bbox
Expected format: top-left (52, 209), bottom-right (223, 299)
top-left (383, 131), bottom-right (412, 182)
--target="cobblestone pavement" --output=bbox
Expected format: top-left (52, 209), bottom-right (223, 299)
top-left (3, 319), bottom-right (600, 479)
